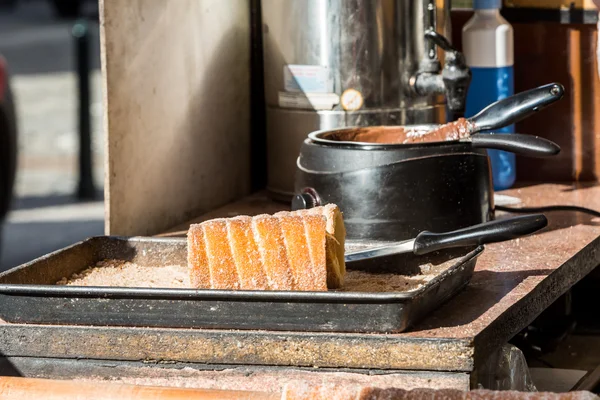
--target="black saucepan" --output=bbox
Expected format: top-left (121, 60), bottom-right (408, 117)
top-left (292, 84), bottom-right (564, 242)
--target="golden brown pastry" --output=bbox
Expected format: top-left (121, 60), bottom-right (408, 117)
top-left (227, 216), bottom-right (268, 290)
top-left (187, 206), bottom-right (346, 291)
top-left (251, 214), bottom-right (295, 290)
top-left (202, 219), bottom-right (240, 290)
top-left (286, 204), bottom-right (346, 287)
top-left (187, 224), bottom-right (210, 288)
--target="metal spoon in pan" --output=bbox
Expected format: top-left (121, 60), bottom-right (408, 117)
top-left (417, 83), bottom-right (565, 143)
top-left (345, 214), bottom-right (547, 265)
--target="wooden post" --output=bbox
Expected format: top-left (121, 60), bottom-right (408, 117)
top-left (100, 0), bottom-right (252, 235)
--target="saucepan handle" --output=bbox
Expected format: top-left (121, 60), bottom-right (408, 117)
top-left (413, 214), bottom-right (548, 256)
top-left (469, 133), bottom-right (560, 157)
top-left (469, 83), bottom-right (564, 132)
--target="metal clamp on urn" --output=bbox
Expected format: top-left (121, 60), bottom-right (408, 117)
top-left (261, 0), bottom-right (469, 200)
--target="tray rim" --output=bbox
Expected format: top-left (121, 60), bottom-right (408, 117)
top-left (0, 236), bottom-right (483, 303)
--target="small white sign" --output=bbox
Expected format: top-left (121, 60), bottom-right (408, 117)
top-left (283, 65), bottom-right (332, 93)
top-left (278, 92), bottom-right (339, 110)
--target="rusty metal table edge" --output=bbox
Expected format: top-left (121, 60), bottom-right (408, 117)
top-left (0, 356), bottom-right (471, 390)
top-left (0, 323), bottom-right (475, 372)
top-left (472, 235), bottom-right (600, 369)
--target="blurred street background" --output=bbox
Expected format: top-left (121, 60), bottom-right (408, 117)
top-left (0, 0), bottom-right (103, 269)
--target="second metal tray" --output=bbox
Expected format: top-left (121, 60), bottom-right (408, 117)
top-left (0, 236), bottom-right (481, 333)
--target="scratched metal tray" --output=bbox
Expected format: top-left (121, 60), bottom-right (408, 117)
top-left (0, 236), bottom-right (481, 333)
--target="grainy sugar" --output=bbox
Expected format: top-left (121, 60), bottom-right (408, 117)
top-left (342, 270), bottom-right (430, 292)
top-left (56, 260), bottom-right (189, 288)
top-left (56, 259), bottom-right (449, 293)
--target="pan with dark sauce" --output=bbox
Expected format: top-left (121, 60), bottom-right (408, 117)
top-left (322, 119), bottom-right (472, 145)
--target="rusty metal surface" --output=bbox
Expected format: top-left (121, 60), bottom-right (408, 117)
top-left (0, 184), bottom-right (598, 373)
top-left (0, 324), bottom-right (474, 371)
top-left (473, 236), bottom-right (600, 367)
top-left (0, 357), bottom-right (470, 391)
top-left (160, 184), bottom-right (600, 370)
top-left (163, 185), bottom-right (600, 344)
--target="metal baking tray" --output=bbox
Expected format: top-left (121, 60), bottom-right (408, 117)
top-left (0, 236), bottom-right (482, 333)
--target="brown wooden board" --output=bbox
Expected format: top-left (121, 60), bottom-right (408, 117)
top-left (100, 0), bottom-right (252, 236)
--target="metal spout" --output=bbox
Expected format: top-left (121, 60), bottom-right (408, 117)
top-left (411, 31), bottom-right (472, 115)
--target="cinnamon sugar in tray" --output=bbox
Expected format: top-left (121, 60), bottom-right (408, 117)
top-left (56, 260), bottom-right (190, 288)
top-left (55, 258), bottom-right (454, 293)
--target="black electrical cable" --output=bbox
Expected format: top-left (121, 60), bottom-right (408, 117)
top-left (497, 205), bottom-right (600, 218)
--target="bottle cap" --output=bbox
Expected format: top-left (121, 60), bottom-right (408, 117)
top-left (473, 0), bottom-right (502, 9)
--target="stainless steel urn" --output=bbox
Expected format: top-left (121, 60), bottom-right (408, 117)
top-left (261, 0), bottom-right (469, 199)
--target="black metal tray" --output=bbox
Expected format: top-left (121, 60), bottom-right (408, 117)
top-left (0, 236), bottom-right (482, 333)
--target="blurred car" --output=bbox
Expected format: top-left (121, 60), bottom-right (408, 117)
top-left (0, 55), bottom-right (17, 257)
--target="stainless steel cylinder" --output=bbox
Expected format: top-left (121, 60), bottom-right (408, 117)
top-left (262, 0), bottom-right (451, 198)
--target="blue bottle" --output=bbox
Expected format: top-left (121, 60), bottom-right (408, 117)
top-left (462, 0), bottom-right (515, 190)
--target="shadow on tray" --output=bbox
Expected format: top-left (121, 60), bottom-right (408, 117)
top-left (0, 357), bottom-right (23, 377)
